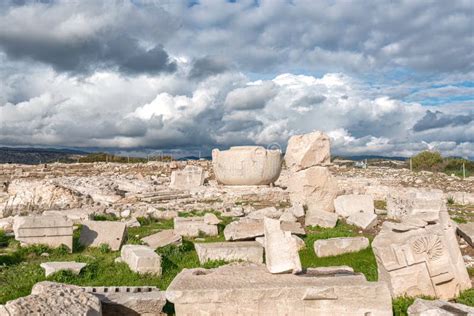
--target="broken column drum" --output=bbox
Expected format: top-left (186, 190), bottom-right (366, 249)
top-left (212, 146), bottom-right (282, 185)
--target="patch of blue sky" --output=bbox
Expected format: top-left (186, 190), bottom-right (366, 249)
top-left (418, 95), bottom-right (474, 106)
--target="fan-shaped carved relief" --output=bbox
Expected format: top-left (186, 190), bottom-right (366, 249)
top-left (411, 235), bottom-right (443, 260)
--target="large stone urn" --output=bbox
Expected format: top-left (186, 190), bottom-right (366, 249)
top-left (212, 146), bottom-right (282, 185)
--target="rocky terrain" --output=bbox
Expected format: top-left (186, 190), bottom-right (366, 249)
top-left (0, 132), bottom-right (473, 315)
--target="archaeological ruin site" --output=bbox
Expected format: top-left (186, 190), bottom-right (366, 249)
top-left (0, 131), bottom-right (473, 315)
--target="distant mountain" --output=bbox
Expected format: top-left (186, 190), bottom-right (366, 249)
top-left (335, 155), bottom-right (408, 161)
top-left (0, 147), bottom-right (89, 164)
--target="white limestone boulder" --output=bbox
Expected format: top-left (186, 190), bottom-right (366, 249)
top-left (79, 220), bottom-right (127, 251)
top-left (0, 281), bottom-right (101, 315)
top-left (141, 229), bottom-right (182, 249)
top-left (40, 261), bottom-right (87, 277)
top-left (286, 166), bottom-right (337, 219)
top-left (314, 237), bottom-right (369, 257)
top-left (457, 222), bottom-right (474, 247)
top-left (387, 188), bottom-right (445, 221)
top-left (13, 215), bottom-right (74, 251)
top-left (407, 298), bottom-right (474, 315)
top-left (264, 218), bottom-right (302, 274)
top-left (121, 245), bottom-right (162, 275)
top-left (346, 211), bottom-right (377, 230)
top-left (173, 217), bottom-right (218, 237)
top-left (334, 194), bottom-right (374, 218)
top-left (195, 241), bottom-right (263, 264)
top-left (305, 210), bottom-right (338, 228)
top-left (285, 131), bottom-right (331, 172)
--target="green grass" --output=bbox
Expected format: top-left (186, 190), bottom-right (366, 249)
top-left (0, 215), bottom-right (234, 305)
top-left (300, 221), bottom-right (378, 281)
top-left (456, 288), bottom-right (474, 306)
top-left (392, 296), bottom-right (416, 316)
top-left (91, 213), bottom-right (119, 221)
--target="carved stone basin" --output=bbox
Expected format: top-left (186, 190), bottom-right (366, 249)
top-left (212, 146), bottom-right (282, 185)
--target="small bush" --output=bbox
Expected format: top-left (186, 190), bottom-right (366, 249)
top-left (374, 200), bottom-right (387, 210)
top-left (456, 288), bottom-right (474, 306)
top-left (411, 151), bottom-right (443, 171)
top-left (0, 230), bottom-right (9, 248)
top-left (92, 213), bottom-right (118, 221)
top-left (447, 196), bottom-right (455, 205)
top-left (392, 296), bottom-right (415, 316)
top-left (98, 244), bottom-right (111, 254)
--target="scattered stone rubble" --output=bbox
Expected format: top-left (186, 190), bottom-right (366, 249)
top-left (1, 130), bottom-right (473, 314)
top-left (0, 282), bottom-right (101, 316)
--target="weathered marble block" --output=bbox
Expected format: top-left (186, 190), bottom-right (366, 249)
top-left (387, 188), bottom-right (445, 221)
top-left (457, 222), bottom-right (474, 247)
top-left (170, 165), bottom-right (206, 190)
top-left (264, 217), bottom-right (302, 274)
top-left (223, 218), bottom-right (305, 241)
top-left (194, 241), bottom-right (263, 264)
top-left (372, 215), bottom-right (471, 299)
top-left (40, 261), bottom-right (87, 277)
top-left (407, 298), bottom-right (474, 315)
top-left (212, 146), bottom-right (282, 185)
top-left (0, 282), bottom-right (101, 316)
top-left (121, 245), bottom-right (162, 275)
top-left (314, 237), bottom-right (369, 257)
top-left (84, 286), bottom-right (166, 316)
top-left (13, 215), bottom-right (73, 251)
top-left (173, 217), bottom-right (218, 237)
top-left (166, 264), bottom-right (393, 316)
top-left (79, 220), bottom-right (126, 251)
top-left (141, 229), bottom-right (182, 249)
top-left (334, 194), bottom-right (374, 217)
top-left (284, 131), bottom-right (331, 172)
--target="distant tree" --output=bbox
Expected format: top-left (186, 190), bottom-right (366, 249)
top-left (411, 151), bottom-right (443, 171)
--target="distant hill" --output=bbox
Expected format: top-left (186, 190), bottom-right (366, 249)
top-left (0, 147), bottom-right (88, 164)
top-left (335, 155), bottom-right (408, 161)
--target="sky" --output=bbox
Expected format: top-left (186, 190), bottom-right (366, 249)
top-left (0, 0), bottom-right (473, 158)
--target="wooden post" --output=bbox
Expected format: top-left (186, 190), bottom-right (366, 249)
top-left (410, 158), bottom-right (412, 171)
top-left (463, 162), bottom-right (466, 180)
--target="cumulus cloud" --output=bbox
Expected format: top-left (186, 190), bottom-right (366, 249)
top-left (0, 0), bottom-right (473, 158)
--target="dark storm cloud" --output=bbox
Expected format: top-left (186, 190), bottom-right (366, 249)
top-left (188, 56), bottom-right (229, 79)
top-left (413, 110), bottom-right (474, 132)
top-left (0, 1), bottom-right (177, 75)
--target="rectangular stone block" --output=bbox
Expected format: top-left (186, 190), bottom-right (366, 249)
top-left (142, 229), bottom-right (182, 249)
top-left (166, 264), bottom-right (393, 316)
top-left (79, 220), bottom-right (126, 251)
top-left (13, 215), bottom-right (73, 251)
top-left (121, 245), bottom-right (162, 275)
top-left (457, 223), bottom-right (474, 247)
top-left (305, 210), bottom-right (338, 228)
top-left (170, 165), bottom-right (206, 190)
top-left (334, 194), bottom-right (374, 218)
top-left (194, 241), bottom-right (263, 264)
top-left (314, 237), bottom-right (369, 257)
top-left (173, 217), bottom-right (218, 237)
